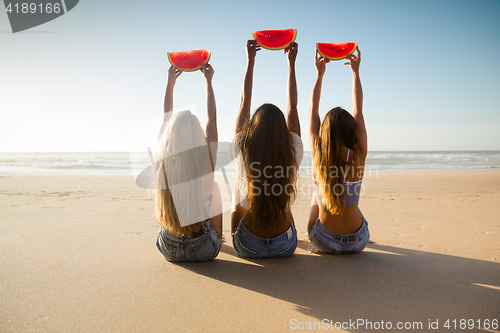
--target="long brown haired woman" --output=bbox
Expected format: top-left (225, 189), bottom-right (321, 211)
top-left (307, 47), bottom-right (370, 254)
top-left (230, 40), bottom-right (303, 258)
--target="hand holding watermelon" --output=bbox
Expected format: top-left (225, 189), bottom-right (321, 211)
top-left (164, 66), bottom-right (182, 114)
top-left (284, 42), bottom-right (298, 63)
top-left (200, 63), bottom-right (214, 83)
top-left (344, 47), bottom-right (361, 73)
top-left (167, 66), bottom-right (182, 87)
top-left (246, 39), bottom-right (261, 62)
top-left (314, 50), bottom-right (330, 76)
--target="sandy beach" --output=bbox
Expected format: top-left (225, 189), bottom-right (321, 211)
top-left (1, 171), bottom-right (499, 332)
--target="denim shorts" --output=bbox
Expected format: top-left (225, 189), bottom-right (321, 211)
top-left (156, 221), bottom-right (221, 263)
top-left (232, 220), bottom-right (297, 258)
top-left (308, 218), bottom-right (369, 254)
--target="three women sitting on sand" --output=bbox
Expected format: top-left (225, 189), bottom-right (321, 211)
top-left (152, 42), bottom-right (368, 262)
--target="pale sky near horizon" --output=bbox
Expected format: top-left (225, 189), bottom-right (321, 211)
top-left (1, 0), bottom-right (499, 152)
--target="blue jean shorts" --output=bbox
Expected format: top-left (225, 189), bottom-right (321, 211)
top-left (232, 220), bottom-right (297, 258)
top-left (156, 221), bottom-right (221, 263)
top-left (308, 218), bottom-right (369, 254)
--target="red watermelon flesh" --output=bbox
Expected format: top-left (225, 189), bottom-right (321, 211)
top-left (167, 50), bottom-right (211, 72)
top-left (252, 29), bottom-right (297, 50)
top-left (316, 42), bottom-right (357, 61)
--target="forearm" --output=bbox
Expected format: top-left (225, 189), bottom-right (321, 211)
top-left (310, 74), bottom-right (323, 118)
top-left (235, 60), bottom-right (254, 134)
top-left (352, 71), bottom-right (363, 120)
top-left (308, 74), bottom-right (323, 152)
top-left (205, 81), bottom-right (217, 143)
top-left (352, 71), bottom-right (367, 155)
top-left (286, 62), bottom-right (300, 135)
top-left (163, 83), bottom-right (174, 114)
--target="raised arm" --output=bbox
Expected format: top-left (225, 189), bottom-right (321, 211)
top-left (345, 47), bottom-right (367, 160)
top-left (285, 42), bottom-right (300, 136)
top-left (200, 63), bottom-right (218, 169)
top-left (309, 50), bottom-right (329, 156)
top-left (201, 63), bottom-right (217, 143)
top-left (163, 66), bottom-right (182, 114)
top-left (235, 40), bottom-right (260, 135)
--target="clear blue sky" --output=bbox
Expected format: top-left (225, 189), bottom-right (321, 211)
top-left (1, 0), bottom-right (499, 152)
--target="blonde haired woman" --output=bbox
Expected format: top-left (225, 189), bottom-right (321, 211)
top-left (308, 47), bottom-right (369, 254)
top-left (154, 64), bottom-right (222, 262)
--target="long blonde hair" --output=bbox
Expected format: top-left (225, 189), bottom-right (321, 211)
top-left (153, 111), bottom-right (214, 234)
top-left (314, 107), bottom-right (360, 215)
top-left (237, 104), bottom-right (298, 230)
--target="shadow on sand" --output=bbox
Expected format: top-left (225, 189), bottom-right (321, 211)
top-left (179, 242), bottom-right (499, 331)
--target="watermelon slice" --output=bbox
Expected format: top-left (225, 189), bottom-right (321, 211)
top-left (167, 50), bottom-right (211, 72)
top-left (252, 29), bottom-right (297, 50)
top-left (316, 42), bottom-right (358, 61)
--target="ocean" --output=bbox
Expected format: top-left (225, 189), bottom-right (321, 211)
top-left (0, 151), bottom-right (499, 176)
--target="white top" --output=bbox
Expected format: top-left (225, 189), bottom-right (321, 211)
top-left (230, 131), bottom-right (304, 209)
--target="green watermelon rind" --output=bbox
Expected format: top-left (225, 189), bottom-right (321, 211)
top-left (316, 42), bottom-right (358, 61)
top-left (167, 50), bottom-right (211, 72)
top-left (252, 29), bottom-right (297, 51)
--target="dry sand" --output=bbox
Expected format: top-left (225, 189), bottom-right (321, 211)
top-left (1, 171), bottom-right (499, 332)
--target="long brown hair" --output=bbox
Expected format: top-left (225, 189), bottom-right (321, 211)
top-left (153, 111), bottom-right (213, 235)
top-left (314, 107), bottom-right (360, 215)
top-left (237, 103), bottom-right (298, 230)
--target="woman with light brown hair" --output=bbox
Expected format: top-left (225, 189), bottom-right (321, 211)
top-left (307, 47), bottom-right (370, 254)
top-left (230, 40), bottom-right (303, 258)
